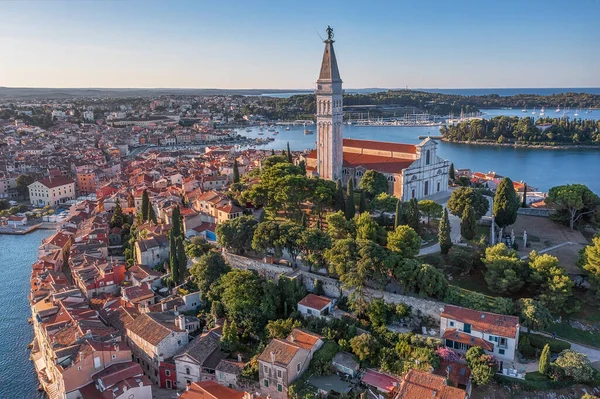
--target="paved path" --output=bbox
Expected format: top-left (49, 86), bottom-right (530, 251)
top-left (529, 330), bottom-right (600, 362)
top-left (418, 197), bottom-right (462, 256)
top-left (519, 241), bottom-right (577, 260)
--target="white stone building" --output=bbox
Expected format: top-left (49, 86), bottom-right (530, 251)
top-left (28, 177), bottom-right (76, 207)
top-left (440, 305), bottom-right (520, 365)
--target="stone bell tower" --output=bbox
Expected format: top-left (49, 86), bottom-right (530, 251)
top-left (315, 26), bottom-right (343, 181)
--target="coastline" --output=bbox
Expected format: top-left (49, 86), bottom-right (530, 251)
top-left (441, 138), bottom-right (600, 150)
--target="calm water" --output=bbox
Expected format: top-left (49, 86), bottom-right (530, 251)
top-left (0, 230), bottom-right (52, 399)
top-left (240, 108), bottom-right (600, 194)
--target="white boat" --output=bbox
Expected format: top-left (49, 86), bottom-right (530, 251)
top-left (586, 106), bottom-right (592, 114)
top-left (531, 107), bottom-right (537, 115)
top-left (574, 109), bottom-right (579, 117)
top-left (539, 107), bottom-right (545, 116)
top-left (522, 107), bottom-right (527, 113)
top-left (555, 105), bottom-right (561, 113)
top-left (285, 126), bottom-right (290, 131)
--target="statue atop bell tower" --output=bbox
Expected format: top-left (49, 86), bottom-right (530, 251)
top-left (315, 26), bottom-right (343, 181)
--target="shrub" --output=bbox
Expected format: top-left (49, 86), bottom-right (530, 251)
top-left (518, 335), bottom-right (537, 358)
top-left (528, 334), bottom-right (571, 353)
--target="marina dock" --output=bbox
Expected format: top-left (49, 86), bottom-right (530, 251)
top-left (0, 223), bottom-right (41, 235)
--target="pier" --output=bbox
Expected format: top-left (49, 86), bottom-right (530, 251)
top-left (0, 223), bottom-right (41, 235)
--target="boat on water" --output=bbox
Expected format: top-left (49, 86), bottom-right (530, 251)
top-left (258, 132), bottom-right (264, 135)
top-left (539, 107), bottom-right (545, 116)
top-left (304, 129), bottom-right (314, 135)
top-left (586, 106), bottom-right (592, 114)
top-left (245, 128), bottom-right (252, 132)
top-left (574, 109), bottom-right (579, 117)
top-left (531, 107), bottom-right (537, 115)
top-left (273, 131), bottom-right (279, 135)
top-left (556, 105), bottom-right (561, 113)
top-left (285, 126), bottom-right (290, 131)
top-left (522, 107), bottom-right (527, 112)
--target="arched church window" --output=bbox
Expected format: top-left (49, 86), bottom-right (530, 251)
top-left (387, 175), bottom-right (395, 182)
top-left (437, 169), bottom-right (442, 175)
top-left (342, 169), bottom-right (350, 175)
top-left (411, 175), bottom-right (417, 182)
top-left (426, 150), bottom-right (431, 165)
top-left (356, 170), bottom-right (363, 177)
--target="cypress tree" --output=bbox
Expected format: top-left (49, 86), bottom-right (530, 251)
top-left (439, 207), bottom-right (452, 255)
top-left (271, 148), bottom-right (275, 156)
top-left (345, 179), bottom-right (355, 220)
top-left (539, 344), bottom-right (550, 375)
top-left (394, 199), bottom-right (402, 229)
top-left (358, 191), bottom-right (367, 214)
top-left (449, 163), bottom-right (455, 180)
top-left (407, 198), bottom-right (420, 234)
top-left (460, 204), bottom-right (477, 241)
top-left (334, 179), bottom-right (345, 213)
top-left (232, 159), bottom-right (240, 184)
top-left (299, 160), bottom-right (306, 175)
top-left (286, 142), bottom-right (292, 163)
top-left (493, 177), bottom-right (520, 228)
top-left (171, 206), bottom-right (182, 238)
top-left (169, 230), bottom-right (178, 283)
top-left (522, 183), bottom-right (527, 208)
top-left (176, 237), bottom-right (187, 283)
top-left (147, 203), bottom-right (157, 224)
top-left (141, 189), bottom-right (149, 222)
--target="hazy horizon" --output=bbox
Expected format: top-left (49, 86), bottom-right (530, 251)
top-left (1, 0), bottom-right (599, 89)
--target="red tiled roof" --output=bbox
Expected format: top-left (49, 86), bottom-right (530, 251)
top-left (298, 294), bottom-right (332, 310)
top-left (441, 305), bottom-right (519, 338)
top-left (396, 369), bottom-right (467, 399)
top-left (442, 328), bottom-right (494, 352)
top-left (180, 381), bottom-right (245, 399)
top-left (360, 369), bottom-right (400, 393)
top-left (343, 138), bottom-right (417, 154)
top-left (287, 329), bottom-right (322, 350)
top-left (36, 176), bottom-right (75, 188)
top-left (305, 149), bottom-right (413, 174)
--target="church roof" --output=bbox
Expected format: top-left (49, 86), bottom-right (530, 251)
top-left (343, 138), bottom-right (417, 154)
top-left (318, 40), bottom-right (342, 83)
top-left (305, 149), bottom-right (414, 174)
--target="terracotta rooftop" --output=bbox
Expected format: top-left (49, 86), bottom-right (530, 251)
top-left (396, 369), bottom-right (467, 399)
top-left (179, 381), bottom-right (245, 399)
top-left (258, 338), bottom-right (301, 366)
top-left (34, 176), bottom-right (75, 189)
top-left (287, 329), bottom-right (322, 350)
top-left (127, 312), bottom-right (184, 346)
top-left (441, 305), bottom-right (519, 338)
top-left (298, 294), bottom-right (332, 310)
top-left (442, 328), bottom-right (494, 352)
top-left (343, 138), bottom-right (417, 154)
top-left (360, 369), bottom-right (400, 393)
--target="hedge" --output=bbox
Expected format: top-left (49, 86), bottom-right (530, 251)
top-left (496, 373), bottom-right (573, 391)
top-left (528, 334), bottom-right (571, 353)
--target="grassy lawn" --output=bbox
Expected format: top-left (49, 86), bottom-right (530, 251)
top-left (575, 301), bottom-right (600, 323)
top-left (548, 322), bottom-right (600, 349)
top-left (451, 269), bottom-right (497, 297)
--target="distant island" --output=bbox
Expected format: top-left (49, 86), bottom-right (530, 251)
top-left (440, 116), bottom-right (600, 147)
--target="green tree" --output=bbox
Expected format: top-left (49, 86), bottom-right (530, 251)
top-left (546, 184), bottom-right (600, 231)
top-left (266, 318), bottom-right (302, 339)
top-left (326, 211), bottom-right (354, 240)
top-left (583, 236), bottom-right (600, 293)
top-left (483, 244), bottom-right (528, 294)
top-left (493, 177), bottom-right (520, 229)
top-left (387, 225), bottom-right (421, 258)
top-left (418, 199), bottom-right (443, 224)
top-left (355, 212), bottom-right (380, 242)
top-left (448, 187), bottom-right (489, 219)
top-left (232, 159), bottom-right (240, 184)
top-left (517, 298), bottom-right (553, 332)
top-left (110, 199), bottom-right (124, 228)
top-left (141, 189), bottom-right (150, 222)
top-left (147, 203), bottom-right (157, 224)
top-left (358, 191), bottom-right (367, 214)
top-left (169, 231), bottom-right (178, 284)
top-left (522, 183), bottom-right (528, 208)
top-left (372, 193), bottom-right (398, 217)
top-left (350, 333), bottom-right (379, 363)
top-left (465, 347), bottom-right (495, 385)
top-left (277, 221), bottom-right (303, 263)
top-left (334, 179), bottom-right (345, 213)
top-left (251, 221), bottom-right (281, 256)
top-left (539, 343), bottom-right (551, 375)
top-left (358, 170), bottom-right (388, 199)
top-left (554, 349), bottom-right (594, 383)
top-left (367, 298), bottom-right (391, 328)
top-left (297, 228), bottom-right (331, 271)
top-left (325, 238), bottom-right (359, 277)
top-left (171, 205), bottom-right (182, 238)
top-left (449, 163), bottom-right (455, 180)
top-left (16, 174), bottom-right (35, 199)
top-left (406, 198), bottom-right (421, 233)
top-left (176, 236), bottom-right (187, 283)
top-left (345, 178), bottom-right (356, 220)
top-left (190, 251), bottom-right (230, 297)
top-left (286, 142), bottom-right (292, 163)
top-left (528, 252), bottom-right (574, 314)
top-left (460, 203), bottom-right (477, 241)
top-left (438, 208), bottom-right (452, 255)
top-left (216, 215), bottom-right (258, 254)
top-left (220, 319), bottom-right (239, 352)
top-left (394, 199), bottom-right (403, 229)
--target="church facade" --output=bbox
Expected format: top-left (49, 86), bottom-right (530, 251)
top-left (305, 28), bottom-right (450, 201)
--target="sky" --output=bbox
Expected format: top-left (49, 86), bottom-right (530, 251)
top-left (1, 0), bottom-right (599, 89)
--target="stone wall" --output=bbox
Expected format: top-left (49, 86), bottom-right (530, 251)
top-left (223, 252), bottom-right (445, 321)
top-left (517, 208), bottom-right (551, 217)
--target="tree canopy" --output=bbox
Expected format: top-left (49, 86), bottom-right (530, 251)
top-left (358, 170), bottom-right (389, 199)
top-left (447, 187), bottom-right (489, 219)
top-left (387, 225), bottom-right (421, 258)
top-left (546, 184), bottom-right (600, 231)
top-left (216, 215), bottom-right (258, 254)
top-left (493, 177), bottom-right (520, 228)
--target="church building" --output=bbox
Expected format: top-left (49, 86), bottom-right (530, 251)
top-left (304, 28), bottom-right (450, 201)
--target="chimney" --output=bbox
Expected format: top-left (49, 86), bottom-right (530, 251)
top-left (79, 351), bottom-right (84, 362)
top-left (270, 351), bottom-right (275, 363)
top-left (114, 343), bottom-right (119, 352)
top-left (289, 335), bottom-right (295, 343)
top-left (176, 314), bottom-right (186, 330)
top-left (161, 302), bottom-right (168, 312)
top-left (174, 305), bottom-right (179, 316)
top-left (237, 353), bottom-right (243, 362)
